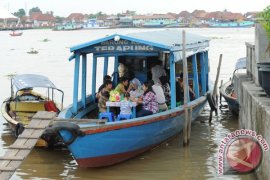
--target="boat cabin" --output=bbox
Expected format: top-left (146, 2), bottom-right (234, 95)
top-left (59, 30), bottom-right (210, 119)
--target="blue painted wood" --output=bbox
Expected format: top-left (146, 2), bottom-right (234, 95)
top-left (59, 97), bottom-right (206, 167)
top-left (70, 34), bottom-right (169, 52)
top-left (192, 54), bottom-right (200, 98)
top-left (82, 54), bottom-right (87, 108)
top-left (113, 56), bottom-right (119, 86)
top-left (169, 53), bottom-right (176, 108)
top-left (92, 56), bottom-right (97, 100)
top-left (72, 53), bottom-right (80, 114)
top-left (103, 56), bottom-right (109, 77)
top-left (200, 53), bottom-right (206, 94)
top-left (204, 51), bottom-right (209, 91)
top-left (94, 52), bottom-right (159, 58)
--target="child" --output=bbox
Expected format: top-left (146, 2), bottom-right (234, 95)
top-left (120, 92), bottom-right (133, 115)
top-left (98, 91), bottom-right (110, 113)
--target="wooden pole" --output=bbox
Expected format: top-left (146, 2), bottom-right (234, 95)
top-left (187, 107), bottom-right (192, 145)
top-left (219, 80), bottom-right (223, 105)
top-left (212, 54), bottom-right (222, 118)
top-left (182, 30), bottom-right (190, 146)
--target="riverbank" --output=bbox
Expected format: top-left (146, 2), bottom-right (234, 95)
top-left (235, 24), bottom-right (270, 180)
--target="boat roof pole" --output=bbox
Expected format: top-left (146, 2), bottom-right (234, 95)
top-left (82, 54), bottom-right (87, 108)
top-left (103, 56), bottom-right (109, 77)
top-left (91, 55), bottom-right (97, 101)
top-left (192, 55), bottom-right (200, 99)
top-left (113, 56), bottom-right (119, 86)
top-left (72, 53), bottom-right (80, 114)
top-left (204, 51), bottom-right (209, 91)
top-left (169, 52), bottom-right (176, 109)
top-left (200, 53), bottom-right (206, 94)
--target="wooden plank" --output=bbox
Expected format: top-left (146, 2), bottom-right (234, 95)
top-left (0, 111), bottom-right (56, 180)
top-left (17, 135), bottom-right (42, 139)
top-left (32, 111), bottom-right (57, 119)
top-left (9, 145), bottom-right (32, 150)
top-left (54, 118), bottom-right (107, 124)
top-left (0, 167), bottom-right (16, 171)
top-left (0, 156), bottom-right (24, 161)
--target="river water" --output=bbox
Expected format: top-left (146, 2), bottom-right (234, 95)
top-left (0, 28), bottom-right (257, 179)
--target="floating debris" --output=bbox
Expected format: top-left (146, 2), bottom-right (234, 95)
top-left (42, 38), bottom-right (50, 42)
top-left (27, 48), bottom-right (39, 54)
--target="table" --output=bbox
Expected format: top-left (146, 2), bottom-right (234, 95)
top-left (106, 101), bottom-right (137, 118)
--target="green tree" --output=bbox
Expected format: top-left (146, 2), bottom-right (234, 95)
top-left (13, 9), bottom-right (26, 18)
top-left (55, 16), bottom-right (65, 24)
top-left (29, 7), bottom-right (42, 15)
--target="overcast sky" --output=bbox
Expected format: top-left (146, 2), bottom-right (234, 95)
top-left (0, 0), bottom-right (269, 16)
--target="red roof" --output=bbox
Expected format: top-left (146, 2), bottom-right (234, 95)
top-left (67, 13), bottom-right (85, 21)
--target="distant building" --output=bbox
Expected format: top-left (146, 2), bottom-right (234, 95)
top-left (22, 12), bottom-right (56, 27)
top-left (67, 13), bottom-right (86, 23)
top-left (132, 14), bottom-right (176, 27)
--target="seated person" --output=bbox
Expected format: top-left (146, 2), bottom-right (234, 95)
top-left (149, 80), bottom-right (168, 111)
top-left (135, 81), bottom-right (158, 117)
top-left (127, 71), bottom-right (141, 91)
top-left (115, 76), bottom-right (129, 96)
top-left (159, 75), bottom-right (171, 104)
top-left (177, 73), bottom-right (195, 101)
top-left (96, 75), bottom-right (112, 99)
top-left (120, 92), bottom-right (133, 115)
top-left (97, 79), bottom-right (113, 99)
top-left (98, 91), bottom-right (110, 113)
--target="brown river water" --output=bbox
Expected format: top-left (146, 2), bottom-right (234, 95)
top-left (0, 28), bottom-right (257, 179)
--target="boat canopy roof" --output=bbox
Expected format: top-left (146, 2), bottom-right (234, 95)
top-left (235, 57), bottom-right (246, 70)
top-left (12, 74), bottom-right (57, 91)
top-left (69, 30), bottom-right (209, 62)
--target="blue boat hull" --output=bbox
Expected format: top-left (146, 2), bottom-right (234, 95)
top-left (220, 80), bottom-right (239, 115)
top-left (59, 97), bottom-right (206, 167)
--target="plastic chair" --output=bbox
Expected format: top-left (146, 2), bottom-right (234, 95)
top-left (117, 114), bottom-right (132, 121)
top-left (99, 112), bottom-right (114, 122)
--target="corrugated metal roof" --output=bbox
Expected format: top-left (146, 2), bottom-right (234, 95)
top-left (13, 74), bottom-right (56, 91)
top-left (127, 30), bottom-right (209, 50)
top-left (70, 30), bottom-right (209, 61)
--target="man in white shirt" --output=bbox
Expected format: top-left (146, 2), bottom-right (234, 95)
top-left (151, 60), bottom-right (166, 84)
top-left (150, 80), bottom-right (168, 111)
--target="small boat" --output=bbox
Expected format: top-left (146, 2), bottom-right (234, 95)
top-left (209, 21), bottom-right (254, 28)
top-left (1, 74), bottom-right (64, 147)
top-left (52, 30), bottom-right (211, 167)
top-left (220, 57), bottom-right (246, 115)
top-left (10, 31), bottom-right (23, 36)
top-left (53, 23), bottom-right (82, 31)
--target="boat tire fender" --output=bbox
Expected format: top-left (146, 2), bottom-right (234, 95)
top-left (51, 122), bottom-right (85, 146)
top-left (15, 123), bottom-right (25, 138)
top-left (207, 92), bottom-right (217, 111)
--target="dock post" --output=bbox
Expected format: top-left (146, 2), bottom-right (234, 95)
top-left (209, 54), bottom-right (222, 122)
top-left (219, 80), bottom-right (223, 106)
top-left (182, 30), bottom-right (190, 146)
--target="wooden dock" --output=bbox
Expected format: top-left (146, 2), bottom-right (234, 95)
top-left (0, 111), bottom-right (57, 180)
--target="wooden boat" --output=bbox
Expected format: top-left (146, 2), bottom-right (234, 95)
top-left (220, 57), bottom-right (246, 115)
top-left (9, 31), bottom-right (23, 36)
top-left (52, 30), bottom-right (211, 167)
top-left (1, 74), bottom-right (64, 147)
top-left (209, 21), bottom-right (254, 28)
